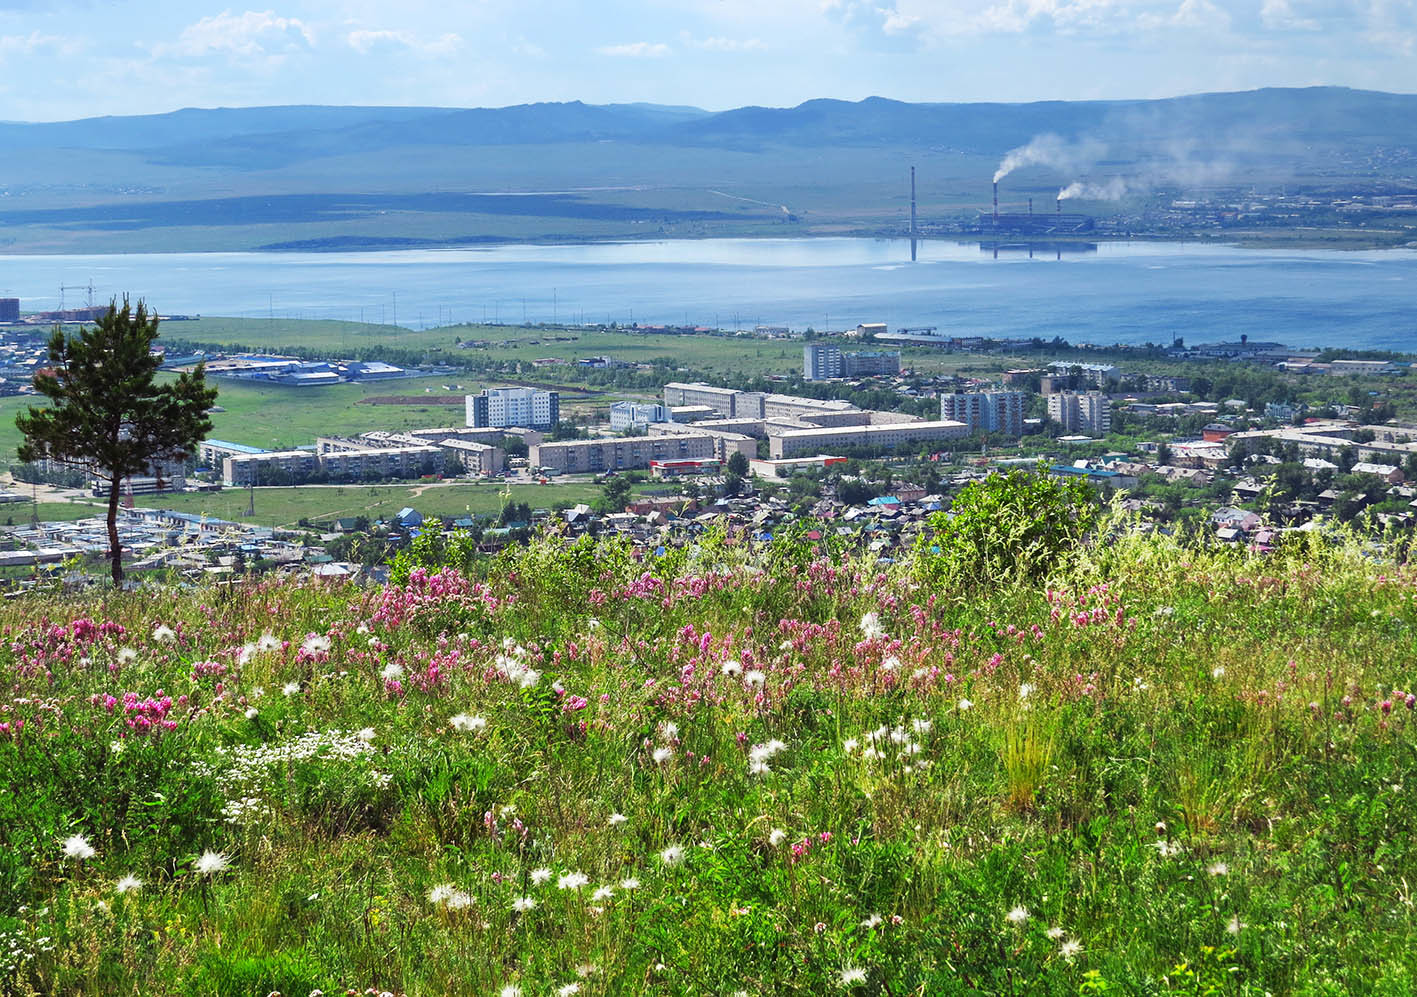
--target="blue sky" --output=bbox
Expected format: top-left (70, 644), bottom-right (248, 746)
top-left (1, 0), bottom-right (1413, 121)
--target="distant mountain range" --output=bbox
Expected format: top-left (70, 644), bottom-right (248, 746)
top-left (2, 87), bottom-right (1414, 253)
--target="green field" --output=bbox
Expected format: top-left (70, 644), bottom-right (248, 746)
top-left (11, 482), bottom-right (616, 529)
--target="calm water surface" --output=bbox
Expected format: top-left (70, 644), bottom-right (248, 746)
top-left (2, 238), bottom-right (1414, 350)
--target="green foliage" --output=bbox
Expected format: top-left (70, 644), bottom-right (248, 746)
top-left (918, 470), bottom-right (1098, 588)
top-left (15, 298), bottom-right (218, 582)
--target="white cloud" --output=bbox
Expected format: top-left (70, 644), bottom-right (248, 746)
top-left (162, 10), bottom-right (313, 59)
top-left (0, 31), bottom-right (80, 57)
top-left (596, 41), bottom-right (672, 57)
top-left (1260, 0), bottom-right (1319, 30)
top-left (688, 35), bottom-right (767, 50)
top-left (346, 29), bottom-right (463, 56)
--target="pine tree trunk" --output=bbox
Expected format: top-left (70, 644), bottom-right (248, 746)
top-left (107, 477), bottom-right (124, 585)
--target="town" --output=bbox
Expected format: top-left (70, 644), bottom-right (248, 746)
top-left (3, 314), bottom-right (1415, 586)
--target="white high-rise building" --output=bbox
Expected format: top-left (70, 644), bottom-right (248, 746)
top-left (467, 387), bottom-right (560, 429)
top-left (939, 391), bottom-right (1025, 437)
top-left (1047, 391), bottom-right (1111, 435)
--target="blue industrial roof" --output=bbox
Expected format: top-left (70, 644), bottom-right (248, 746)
top-left (207, 440), bottom-right (268, 455)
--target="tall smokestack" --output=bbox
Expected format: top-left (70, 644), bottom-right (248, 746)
top-left (910, 166), bottom-right (917, 237)
top-left (1028, 197), bottom-right (1033, 216)
top-left (1057, 197), bottom-right (1062, 216)
top-left (993, 181), bottom-right (999, 224)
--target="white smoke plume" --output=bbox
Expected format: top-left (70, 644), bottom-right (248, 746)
top-left (993, 133), bottom-right (1106, 184)
top-left (1057, 178), bottom-right (1133, 201)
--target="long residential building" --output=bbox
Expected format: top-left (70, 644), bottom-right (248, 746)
top-left (1047, 391), bottom-right (1111, 435)
top-left (530, 433), bottom-right (719, 474)
top-left (663, 382), bottom-right (765, 418)
top-left (769, 420), bottom-right (969, 458)
top-left (467, 387), bottom-right (560, 429)
top-left (609, 401), bottom-right (672, 431)
top-left (939, 391), bottom-right (1026, 437)
top-left (646, 422), bottom-right (758, 460)
top-left (222, 444), bottom-right (441, 486)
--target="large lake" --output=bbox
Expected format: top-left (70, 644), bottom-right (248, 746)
top-left (3, 238), bottom-right (1415, 351)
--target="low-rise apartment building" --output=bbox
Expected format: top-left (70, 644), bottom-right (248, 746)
top-left (769, 420), bottom-right (969, 458)
top-left (530, 433), bottom-right (718, 474)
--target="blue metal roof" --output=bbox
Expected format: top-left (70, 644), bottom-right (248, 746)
top-left (207, 440), bottom-right (268, 455)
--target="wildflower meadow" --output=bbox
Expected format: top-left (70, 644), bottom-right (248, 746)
top-left (1, 489), bottom-right (1415, 995)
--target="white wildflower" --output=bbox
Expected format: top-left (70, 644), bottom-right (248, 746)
top-left (257, 633), bottom-right (281, 652)
top-left (61, 834), bottom-right (95, 860)
top-left (660, 721), bottom-right (679, 742)
top-left (958, 698), bottom-right (974, 711)
top-left (591, 885), bottom-right (614, 902)
top-left (619, 877), bottom-right (640, 890)
top-left (768, 828), bottom-right (788, 847)
top-left (860, 612), bottom-right (885, 640)
top-left (843, 738), bottom-right (859, 753)
top-left (115, 875), bottom-right (142, 894)
top-left (881, 656), bottom-right (901, 672)
top-left (194, 850), bottom-right (230, 876)
top-left (1046, 926), bottom-right (1065, 940)
top-left (557, 984), bottom-right (581, 997)
top-left (1060, 938), bottom-right (1083, 960)
top-left (1019, 683), bottom-right (1035, 700)
top-left (838, 965), bottom-right (868, 986)
top-left (500, 986), bottom-right (524, 997)
top-left (152, 624), bottom-right (176, 644)
top-left (117, 647), bottom-right (138, 665)
top-left (1226, 916), bottom-right (1244, 935)
top-left (558, 871), bottom-right (589, 890)
top-left (860, 913), bottom-right (883, 929)
top-left (450, 713), bottom-right (487, 732)
top-left (744, 670), bottom-right (765, 687)
top-left (608, 813), bottom-right (628, 827)
top-left (282, 681), bottom-right (301, 696)
top-left (530, 868), bottom-right (552, 886)
top-left (511, 896), bottom-right (536, 912)
top-left (245, 707), bottom-right (259, 720)
top-left (301, 634), bottom-right (331, 656)
top-left (380, 662), bottom-right (404, 682)
top-left (1006, 905), bottom-right (1030, 925)
top-left (660, 844), bottom-right (686, 867)
top-left (721, 660), bottom-right (743, 678)
top-left (912, 719), bottom-right (932, 735)
top-left (1207, 861), bottom-right (1229, 876)
top-left (652, 746), bottom-right (674, 764)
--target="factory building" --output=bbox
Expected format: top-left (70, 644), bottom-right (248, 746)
top-left (769, 420), bottom-right (969, 458)
top-left (530, 433), bottom-right (718, 474)
top-left (609, 401), bottom-right (672, 432)
top-left (467, 387), bottom-right (560, 430)
top-left (939, 391), bottom-right (1026, 437)
top-left (1047, 391), bottom-right (1112, 435)
top-left (0, 299), bottom-right (19, 323)
top-left (803, 344), bottom-right (901, 381)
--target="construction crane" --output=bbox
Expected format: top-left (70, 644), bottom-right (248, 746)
top-left (59, 282), bottom-right (95, 311)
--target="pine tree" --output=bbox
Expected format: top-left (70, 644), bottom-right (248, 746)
top-left (16, 298), bottom-right (217, 584)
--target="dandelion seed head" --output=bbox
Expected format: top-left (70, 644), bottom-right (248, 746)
top-left (659, 844), bottom-right (686, 867)
top-left (744, 670), bottom-right (765, 687)
top-left (1207, 861), bottom-right (1229, 876)
top-left (608, 812), bottom-right (628, 826)
top-left (152, 625), bottom-right (176, 644)
top-left (768, 828), bottom-right (787, 847)
top-left (1006, 905), bottom-right (1030, 924)
top-left (115, 875), bottom-right (142, 894)
top-left (838, 966), bottom-right (868, 987)
top-left (194, 850), bottom-right (230, 876)
top-left (1060, 938), bottom-right (1083, 960)
top-left (61, 835), bottom-right (95, 860)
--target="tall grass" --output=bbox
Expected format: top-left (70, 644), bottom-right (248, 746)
top-left (0, 520), bottom-right (1413, 994)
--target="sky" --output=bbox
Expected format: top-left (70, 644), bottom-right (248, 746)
top-left (0, 0), bottom-right (1413, 121)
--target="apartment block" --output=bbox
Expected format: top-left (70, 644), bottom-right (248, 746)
top-left (662, 382), bottom-right (765, 418)
top-left (803, 345), bottom-right (901, 380)
top-left (467, 387), bottom-right (560, 429)
top-left (437, 440), bottom-right (506, 476)
top-left (1047, 391), bottom-right (1112, 435)
top-left (530, 433), bottom-right (719, 474)
top-left (939, 391), bottom-right (1026, 437)
top-left (769, 420), bottom-right (969, 458)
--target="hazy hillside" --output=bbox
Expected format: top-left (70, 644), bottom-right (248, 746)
top-left (1, 87), bottom-right (1414, 253)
